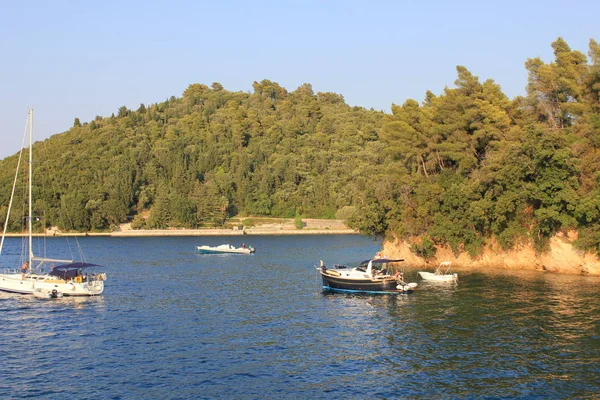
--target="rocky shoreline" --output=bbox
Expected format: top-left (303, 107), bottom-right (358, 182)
top-left (381, 231), bottom-right (600, 277)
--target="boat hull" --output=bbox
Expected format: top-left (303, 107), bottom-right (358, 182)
top-left (0, 273), bottom-right (105, 296)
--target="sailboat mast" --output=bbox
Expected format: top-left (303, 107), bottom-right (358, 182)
top-left (28, 108), bottom-right (33, 265)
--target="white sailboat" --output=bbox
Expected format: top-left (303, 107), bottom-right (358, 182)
top-left (0, 109), bottom-right (106, 296)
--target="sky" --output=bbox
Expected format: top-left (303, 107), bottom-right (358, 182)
top-left (0, 0), bottom-right (598, 160)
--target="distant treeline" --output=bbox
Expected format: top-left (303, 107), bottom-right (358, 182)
top-left (1, 37), bottom-right (599, 258)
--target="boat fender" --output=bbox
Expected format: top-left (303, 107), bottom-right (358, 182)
top-left (51, 289), bottom-right (58, 298)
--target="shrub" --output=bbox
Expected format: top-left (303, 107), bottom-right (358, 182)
top-left (410, 236), bottom-right (437, 260)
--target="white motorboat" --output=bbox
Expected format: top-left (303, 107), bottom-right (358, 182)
top-left (0, 109), bottom-right (107, 296)
top-left (317, 258), bottom-right (418, 294)
top-left (418, 261), bottom-right (458, 282)
top-left (196, 244), bottom-right (255, 254)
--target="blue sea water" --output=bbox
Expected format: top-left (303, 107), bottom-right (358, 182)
top-left (0, 234), bottom-right (599, 399)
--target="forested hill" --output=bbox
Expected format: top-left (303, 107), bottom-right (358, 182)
top-left (0, 79), bottom-right (387, 231)
top-left (1, 37), bottom-right (599, 258)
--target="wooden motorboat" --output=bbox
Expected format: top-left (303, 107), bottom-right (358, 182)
top-left (316, 258), bottom-right (417, 294)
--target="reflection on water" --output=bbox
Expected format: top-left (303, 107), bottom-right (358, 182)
top-left (316, 267), bottom-right (600, 398)
top-left (0, 236), bottom-right (599, 399)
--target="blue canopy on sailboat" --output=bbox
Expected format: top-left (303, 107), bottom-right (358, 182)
top-left (48, 262), bottom-right (102, 279)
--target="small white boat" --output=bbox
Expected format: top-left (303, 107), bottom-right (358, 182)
top-left (418, 261), bottom-right (458, 282)
top-left (33, 288), bottom-right (63, 299)
top-left (196, 244), bottom-right (255, 254)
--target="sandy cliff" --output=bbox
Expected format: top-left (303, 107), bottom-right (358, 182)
top-left (381, 231), bottom-right (600, 276)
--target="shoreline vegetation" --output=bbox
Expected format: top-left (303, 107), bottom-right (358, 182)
top-left (4, 218), bottom-right (358, 237)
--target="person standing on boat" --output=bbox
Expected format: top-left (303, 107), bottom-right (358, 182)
top-left (21, 261), bottom-right (29, 280)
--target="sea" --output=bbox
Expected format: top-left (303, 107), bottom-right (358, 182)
top-left (0, 234), bottom-right (598, 399)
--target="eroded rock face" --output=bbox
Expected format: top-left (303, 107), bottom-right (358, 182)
top-left (381, 231), bottom-right (600, 276)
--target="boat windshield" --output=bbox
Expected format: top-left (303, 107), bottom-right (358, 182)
top-left (356, 258), bottom-right (404, 274)
top-left (359, 258), bottom-right (403, 267)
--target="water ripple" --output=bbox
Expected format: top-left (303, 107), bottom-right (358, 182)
top-left (0, 236), bottom-right (598, 399)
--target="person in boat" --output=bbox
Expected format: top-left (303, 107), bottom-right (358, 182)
top-left (319, 260), bottom-right (327, 272)
top-left (21, 261), bottom-right (29, 280)
top-left (241, 243), bottom-right (246, 249)
top-left (374, 264), bottom-right (387, 276)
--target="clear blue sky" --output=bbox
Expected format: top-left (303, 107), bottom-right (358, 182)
top-left (1, 0), bottom-right (598, 159)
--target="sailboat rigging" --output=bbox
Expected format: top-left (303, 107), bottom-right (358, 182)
top-left (0, 108), bottom-right (106, 296)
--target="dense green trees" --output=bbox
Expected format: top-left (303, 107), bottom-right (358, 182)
top-left (375, 37), bottom-right (600, 256)
top-left (1, 37), bottom-right (599, 258)
top-left (0, 79), bottom-right (384, 233)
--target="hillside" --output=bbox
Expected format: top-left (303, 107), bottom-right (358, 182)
top-left (0, 80), bottom-right (384, 234)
